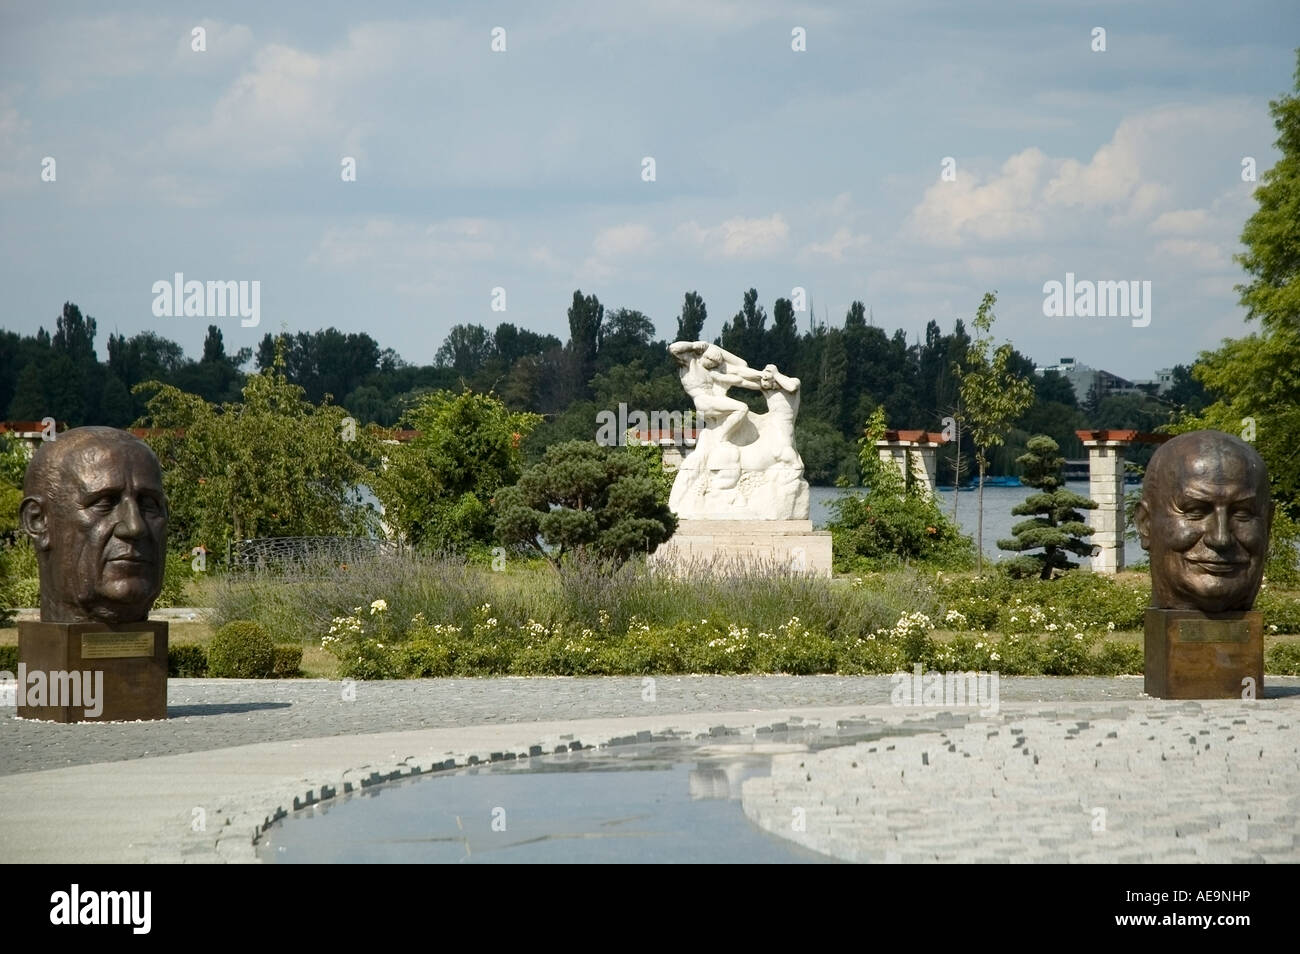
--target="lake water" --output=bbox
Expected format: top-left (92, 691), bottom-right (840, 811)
top-left (808, 481), bottom-right (1147, 567)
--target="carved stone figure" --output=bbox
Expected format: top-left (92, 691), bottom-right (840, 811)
top-left (20, 427), bottom-right (168, 623)
top-left (667, 340), bottom-right (809, 520)
top-left (1134, 430), bottom-right (1272, 613)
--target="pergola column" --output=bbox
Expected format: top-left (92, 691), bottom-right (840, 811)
top-left (875, 430), bottom-right (947, 498)
top-left (1076, 430), bottom-right (1134, 575)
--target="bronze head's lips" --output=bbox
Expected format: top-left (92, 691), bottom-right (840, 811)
top-left (1186, 558), bottom-right (1248, 575)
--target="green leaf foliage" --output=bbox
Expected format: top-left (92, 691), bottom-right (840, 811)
top-left (372, 388), bottom-right (541, 552)
top-left (996, 434), bottom-right (1098, 579)
top-left (1179, 50), bottom-right (1300, 516)
top-left (829, 408), bottom-right (975, 572)
top-left (954, 292), bottom-right (1036, 572)
top-left (134, 346), bottom-right (380, 554)
top-left (494, 440), bottom-right (677, 567)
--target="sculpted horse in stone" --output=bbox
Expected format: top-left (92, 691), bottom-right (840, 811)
top-left (667, 341), bottom-right (809, 521)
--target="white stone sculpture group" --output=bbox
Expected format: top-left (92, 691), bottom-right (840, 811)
top-left (667, 340), bottom-right (810, 520)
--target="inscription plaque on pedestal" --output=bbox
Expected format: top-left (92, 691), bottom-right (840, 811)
top-left (18, 620), bottom-right (168, 722)
top-left (1144, 609), bottom-right (1262, 700)
top-left (81, 631), bottom-right (156, 659)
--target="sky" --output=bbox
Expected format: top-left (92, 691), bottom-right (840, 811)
top-left (1, 0), bottom-right (1297, 383)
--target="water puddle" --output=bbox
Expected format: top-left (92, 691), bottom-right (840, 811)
top-left (258, 721), bottom-right (943, 863)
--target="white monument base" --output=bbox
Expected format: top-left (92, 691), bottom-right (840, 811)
top-left (651, 519), bottom-right (833, 578)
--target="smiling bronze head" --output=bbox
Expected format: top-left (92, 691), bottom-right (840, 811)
top-left (1135, 430), bottom-right (1272, 613)
top-left (19, 427), bottom-right (169, 623)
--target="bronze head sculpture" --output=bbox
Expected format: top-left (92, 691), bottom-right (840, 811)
top-left (19, 427), bottom-right (168, 624)
top-left (1135, 430), bottom-right (1272, 613)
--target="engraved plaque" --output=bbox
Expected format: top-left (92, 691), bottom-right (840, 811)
top-left (81, 631), bottom-right (156, 659)
top-left (1176, 618), bottom-right (1249, 643)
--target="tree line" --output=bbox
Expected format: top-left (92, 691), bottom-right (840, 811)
top-left (0, 290), bottom-right (1206, 484)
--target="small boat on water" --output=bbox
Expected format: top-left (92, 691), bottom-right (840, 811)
top-left (935, 478), bottom-right (1022, 491)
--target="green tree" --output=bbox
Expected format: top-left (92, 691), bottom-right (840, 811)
top-left (827, 409), bottom-right (974, 572)
top-left (675, 291), bottom-right (708, 341)
top-left (566, 290), bottom-right (605, 393)
top-left (373, 389), bottom-right (541, 552)
top-left (256, 328), bottom-right (382, 404)
top-left (956, 292), bottom-right (1035, 573)
top-left (598, 308), bottom-right (657, 370)
top-left (795, 418), bottom-right (852, 485)
top-left (0, 432), bottom-right (27, 537)
top-left (433, 324), bottom-right (495, 377)
top-left (768, 297), bottom-right (799, 372)
top-left (1176, 51), bottom-right (1300, 516)
top-left (135, 347), bottom-right (379, 553)
top-left (494, 440), bottom-right (677, 567)
top-left (997, 435), bottom-right (1098, 579)
top-left (719, 288), bottom-right (767, 361)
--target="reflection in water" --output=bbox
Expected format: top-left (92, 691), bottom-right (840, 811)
top-left (257, 728), bottom-right (935, 863)
top-left (258, 741), bottom-right (852, 863)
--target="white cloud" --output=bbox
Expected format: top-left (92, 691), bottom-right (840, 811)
top-left (1154, 238), bottom-right (1232, 272)
top-left (904, 103), bottom-right (1255, 248)
top-left (1149, 208), bottom-right (1211, 235)
top-left (675, 214), bottom-right (790, 259)
top-left (309, 217), bottom-right (501, 269)
top-left (171, 20), bottom-right (255, 66)
top-left (905, 148), bottom-right (1052, 246)
top-left (0, 94), bottom-right (33, 195)
top-left (529, 245), bottom-right (566, 270)
top-left (170, 44), bottom-right (339, 166)
top-left (579, 223), bottom-right (657, 282)
top-left (799, 227), bottom-right (871, 264)
top-left (591, 223), bottom-right (655, 258)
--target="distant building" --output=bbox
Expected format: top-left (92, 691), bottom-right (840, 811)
top-left (1133, 367), bottom-right (1175, 395)
top-left (1034, 357), bottom-right (1137, 405)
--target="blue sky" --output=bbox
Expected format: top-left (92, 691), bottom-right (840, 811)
top-left (1, 0), bottom-right (1297, 381)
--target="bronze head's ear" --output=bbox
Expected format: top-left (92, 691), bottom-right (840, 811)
top-left (19, 496), bottom-right (50, 550)
top-left (1134, 499), bottom-right (1151, 550)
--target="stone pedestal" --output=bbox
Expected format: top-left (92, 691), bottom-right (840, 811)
top-left (16, 620), bottom-right (168, 722)
top-left (1143, 609), bottom-right (1262, 700)
top-left (651, 520), bottom-right (832, 577)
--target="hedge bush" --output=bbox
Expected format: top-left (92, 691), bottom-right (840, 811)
top-left (1267, 641), bottom-right (1300, 675)
top-left (207, 621), bottom-right (275, 678)
top-left (271, 644), bottom-right (303, 678)
top-left (168, 644), bottom-right (208, 677)
top-left (1258, 587), bottom-right (1300, 634)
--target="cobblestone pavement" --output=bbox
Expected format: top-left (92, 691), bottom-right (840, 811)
top-left (0, 675), bottom-right (1163, 777)
top-left (742, 704), bottom-right (1300, 863)
top-left (0, 676), bottom-right (1297, 862)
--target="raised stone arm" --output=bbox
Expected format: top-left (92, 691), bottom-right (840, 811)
top-left (670, 340), bottom-right (765, 390)
top-left (668, 340), bottom-right (705, 363)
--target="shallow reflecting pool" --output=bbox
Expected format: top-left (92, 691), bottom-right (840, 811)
top-left (257, 739), bottom-right (842, 864)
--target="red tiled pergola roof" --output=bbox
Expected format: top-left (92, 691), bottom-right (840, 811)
top-left (632, 427), bottom-right (701, 443)
top-left (1075, 429), bottom-right (1170, 445)
top-left (0, 420), bottom-right (63, 434)
top-left (879, 429), bottom-right (949, 445)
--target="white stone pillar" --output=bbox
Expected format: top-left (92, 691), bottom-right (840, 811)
top-left (1080, 438), bottom-right (1129, 574)
top-left (875, 434), bottom-right (944, 498)
top-left (914, 446), bottom-right (939, 496)
top-left (877, 445), bottom-right (910, 487)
